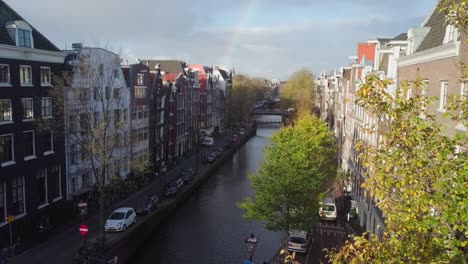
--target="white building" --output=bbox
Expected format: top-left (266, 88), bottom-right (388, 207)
top-left (64, 46), bottom-right (131, 198)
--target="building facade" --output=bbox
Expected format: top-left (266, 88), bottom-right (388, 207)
top-left (63, 46), bottom-right (131, 198)
top-left (0, 0), bottom-right (66, 235)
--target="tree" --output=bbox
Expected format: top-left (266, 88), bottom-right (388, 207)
top-left (280, 69), bottom-right (315, 113)
top-left (43, 47), bottom-right (149, 245)
top-left (326, 75), bottom-right (468, 263)
top-left (229, 74), bottom-right (268, 127)
top-left (239, 113), bottom-right (336, 233)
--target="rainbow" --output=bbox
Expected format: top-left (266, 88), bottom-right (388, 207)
top-left (220, 0), bottom-right (257, 67)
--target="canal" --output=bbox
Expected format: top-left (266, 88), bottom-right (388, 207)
top-left (133, 126), bottom-right (283, 264)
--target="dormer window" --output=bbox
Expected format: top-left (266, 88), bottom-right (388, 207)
top-left (443, 24), bottom-right (459, 44)
top-left (5, 20), bottom-right (34, 49)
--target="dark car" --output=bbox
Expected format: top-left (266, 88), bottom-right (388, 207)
top-left (164, 178), bottom-right (184, 197)
top-left (182, 168), bottom-right (195, 184)
top-left (136, 195), bottom-right (159, 215)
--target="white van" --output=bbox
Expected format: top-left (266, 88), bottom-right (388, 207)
top-left (319, 197), bottom-right (337, 222)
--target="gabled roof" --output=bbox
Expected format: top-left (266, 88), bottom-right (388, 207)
top-left (218, 69), bottom-right (229, 80)
top-left (188, 64), bottom-right (206, 73)
top-left (416, 1), bottom-right (447, 52)
top-left (357, 43), bottom-right (376, 66)
top-left (392, 33), bottom-right (408, 41)
top-left (376, 38), bottom-right (392, 44)
top-left (0, 0), bottom-right (60, 51)
top-left (140, 59), bottom-right (186, 74)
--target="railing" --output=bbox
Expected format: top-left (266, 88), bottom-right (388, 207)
top-left (252, 119), bottom-right (283, 124)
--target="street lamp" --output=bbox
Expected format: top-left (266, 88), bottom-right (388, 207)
top-left (244, 233), bottom-right (259, 262)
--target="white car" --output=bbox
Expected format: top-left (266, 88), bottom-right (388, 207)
top-left (319, 197), bottom-right (337, 222)
top-left (202, 137), bottom-right (214, 147)
top-left (288, 230), bottom-right (310, 253)
top-left (105, 207), bottom-right (137, 232)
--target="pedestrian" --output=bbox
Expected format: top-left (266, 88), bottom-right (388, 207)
top-left (0, 246), bottom-right (8, 264)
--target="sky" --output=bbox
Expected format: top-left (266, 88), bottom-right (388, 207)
top-left (5, 0), bottom-right (437, 80)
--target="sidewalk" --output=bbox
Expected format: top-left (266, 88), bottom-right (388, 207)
top-left (7, 142), bottom-right (218, 264)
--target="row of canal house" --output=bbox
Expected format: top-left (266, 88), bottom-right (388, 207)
top-left (0, 0), bottom-right (232, 239)
top-left (316, 0), bottom-right (467, 237)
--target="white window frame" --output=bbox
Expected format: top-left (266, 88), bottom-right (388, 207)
top-left (438, 81), bottom-right (448, 112)
top-left (0, 133), bottom-right (15, 167)
top-left (137, 73), bottom-right (144, 86)
top-left (5, 20), bottom-right (34, 49)
top-left (12, 176), bottom-right (26, 217)
top-left (40, 67), bottom-right (51, 86)
top-left (44, 131), bottom-right (54, 155)
top-left (19, 65), bottom-right (32, 86)
top-left (0, 64), bottom-right (11, 87)
top-left (23, 130), bottom-right (36, 160)
top-left (41, 97), bottom-right (52, 118)
top-left (0, 99), bottom-right (13, 124)
top-left (22, 98), bottom-right (34, 121)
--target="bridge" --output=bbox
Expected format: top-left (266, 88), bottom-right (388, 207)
top-left (251, 119), bottom-right (283, 126)
top-left (250, 109), bottom-right (284, 116)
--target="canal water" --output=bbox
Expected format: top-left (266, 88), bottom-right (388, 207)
top-left (133, 126), bottom-right (283, 264)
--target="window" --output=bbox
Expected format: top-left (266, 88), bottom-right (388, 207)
top-left (439, 81), bottom-right (448, 111)
top-left (36, 169), bottom-right (47, 207)
top-left (135, 87), bottom-right (146, 98)
top-left (99, 64), bottom-right (104, 76)
top-left (93, 87), bottom-right (99, 100)
top-left (462, 81), bottom-right (468, 101)
top-left (12, 176), bottom-right (25, 215)
top-left (0, 65), bottom-right (10, 85)
top-left (114, 109), bottom-right (121, 128)
top-left (105, 87), bottom-right (110, 100)
top-left (0, 134), bottom-right (14, 165)
top-left (143, 105), bottom-right (149, 118)
top-left (70, 144), bottom-right (77, 164)
top-left (20, 66), bottom-right (32, 85)
top-left (123, 109), bottom-right (128, 122)
top-left (114, 88), bottom-right (120, 99)
top-left (18, 29), bottom-right (31, 48)
top-left (0, 99), bottom-right (12, 122)
top-left (137, 73), bottom-right (144, 85)
top-left (40, 67), bottom-right (51, 85)
top-left (138, 127), bottom-right (148, 141)
top-left (44, 131), bottom-right (53, 154)
top-left (0, 183), bottom-right (5, 222)
top-left (93, 112), bottom-right (99, 128)
top-left (114, 133), bottom-right (121, 148)
top-left (79, 88), bottom-right (89, 100)
top-left (22, 98), bottom-right (34, 120)
top-left (47, 165), bottom-right (61, 200)
top-left (444, 25), bottom-right (458, 44)
top-left (41, 97), bottom-right (52, 118)
top-left (23, 130), bottom-right (35, 159)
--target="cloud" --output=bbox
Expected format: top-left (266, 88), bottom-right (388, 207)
top-left (4, 0), bottom-right (436, 80)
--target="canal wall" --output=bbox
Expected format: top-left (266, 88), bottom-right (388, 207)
top-left (105, 127), bottom-right (257, 263)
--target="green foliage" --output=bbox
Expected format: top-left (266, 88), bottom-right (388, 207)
top-left (440, 0), bottom-right (468, 32)
top-left (229, 74), bottom-right (268, 126)
top-left (327, 75), bottom-right (468, 263)
top-left (280, 69), bottom-right (315, 113)
top-left (239, 114), bottom-right (336, 232)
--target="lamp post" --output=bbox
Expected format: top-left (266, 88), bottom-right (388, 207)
top-left (244, 233), bottom-right (259, 262)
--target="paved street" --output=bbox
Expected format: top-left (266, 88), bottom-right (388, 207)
top-left (8, 135), bottom-right (230, 264)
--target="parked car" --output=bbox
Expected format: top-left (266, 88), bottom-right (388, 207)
top-left (164, 178), bottom-right (184, 197)
top-left (202, 137), bottom-right (214, 147)
top-left (288, 230), bottom-right (310, 253)
top-left (239, 128), bottom-right (245, 135)
top-left (135, 195), bottom-right (159, 215)
top-left (105, 207), bottom-right (136, 232)
top-left (319, 197), bottom-right (338, 222)
top-left (207, 153), bottom-right (216, 163)
top-left (182, 168), bottom-right (195, 184)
